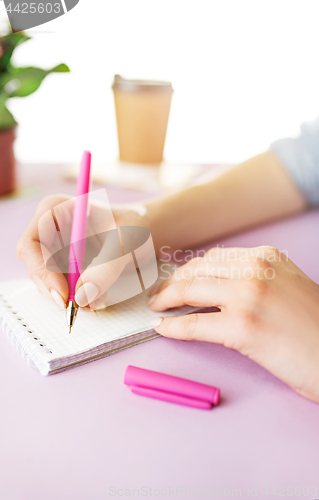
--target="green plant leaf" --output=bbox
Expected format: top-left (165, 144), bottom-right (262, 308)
top-left (0, 28), bottom-right (69, 127)
top-left (0, 102), bottom-right (17, 130)
top-left (50, 63), bottom-right (70, 73)
top-left (0, 33), bottom-right (31, 72)
top-left (0, 63), bottom-right (70, 98)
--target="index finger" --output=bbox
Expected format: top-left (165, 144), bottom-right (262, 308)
top-left (151, 311), bottom-right (234, 346)
top-left (16, 236), bottom-right (69, 305)
top-left (149, 276), bottom-right (236, 312)
top-left (16, 196), bottom-right (71, 305)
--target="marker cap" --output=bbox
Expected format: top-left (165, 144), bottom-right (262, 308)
top-left (124, 365), bottom-right (220, 410)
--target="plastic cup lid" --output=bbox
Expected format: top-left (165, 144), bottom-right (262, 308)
top-left (112, 74), bottom-right (173, 92)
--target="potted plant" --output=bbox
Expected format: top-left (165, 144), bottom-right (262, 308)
top-left (0, 30), bottom-right (69, 196)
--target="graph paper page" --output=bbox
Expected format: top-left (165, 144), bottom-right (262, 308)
top-left (0, 279), bottom-right (194, 363)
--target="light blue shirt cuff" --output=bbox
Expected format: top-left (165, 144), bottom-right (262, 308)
top-left (269, 118), bottom-right (319, 206)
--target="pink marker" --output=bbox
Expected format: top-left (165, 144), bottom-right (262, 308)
top-left (66, 150), bottom-right (92, 333)
top-left (124, 365), bottom-right (220, 410)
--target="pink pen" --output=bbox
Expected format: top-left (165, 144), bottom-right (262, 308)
top-left (66, 150), bottom-right (92, 333)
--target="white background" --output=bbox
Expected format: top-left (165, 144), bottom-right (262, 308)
top-left (1, 0), bottom-right (319, 164)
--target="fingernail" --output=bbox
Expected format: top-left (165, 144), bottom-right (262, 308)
top-left (50, 288), bottom-right (65, 309)
top-left (75, 282), bottom-right (99, 307)
top-left (151, 317), bottom-right (163, 327)
top-left (148, 294), bottom-right (158, 305)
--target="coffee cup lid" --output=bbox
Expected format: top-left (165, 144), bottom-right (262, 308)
top-left (112, 74), bottom-right (173, 92)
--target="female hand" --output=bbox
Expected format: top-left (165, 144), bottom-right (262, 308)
top-left (149, 246), bottom-right (319, 403)
top-left (16, 194), bottom-right (151, 309)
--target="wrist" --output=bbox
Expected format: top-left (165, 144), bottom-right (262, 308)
top-left (111, 202), bottom-right (161, 252)
top-left (142, 201), bottom-right (163, 254)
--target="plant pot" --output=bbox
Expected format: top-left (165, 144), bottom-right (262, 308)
top-left (0, 127), bottom-right (16, 197)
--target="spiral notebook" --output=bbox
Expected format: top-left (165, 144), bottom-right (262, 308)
top-left (0, 279), bottom-right (195, 376)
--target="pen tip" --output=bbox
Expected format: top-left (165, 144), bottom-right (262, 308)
top-left (69, 326), bottom-right (72, 334)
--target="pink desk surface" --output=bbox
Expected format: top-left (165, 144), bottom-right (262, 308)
top-left (1, 164), bottom-right (319, 500)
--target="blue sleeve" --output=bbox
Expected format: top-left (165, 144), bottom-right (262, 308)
top-left (269, 117), bottom-right (319, 206)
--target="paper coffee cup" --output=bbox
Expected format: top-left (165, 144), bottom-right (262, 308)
top-left (112, 75), bottom-right (173, 164)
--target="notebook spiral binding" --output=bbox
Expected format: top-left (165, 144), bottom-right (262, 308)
top-left (0, 293), bottom-right (53, 371)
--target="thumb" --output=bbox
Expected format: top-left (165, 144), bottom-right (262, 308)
top-left (74, 254), bottom-right (131, 308)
